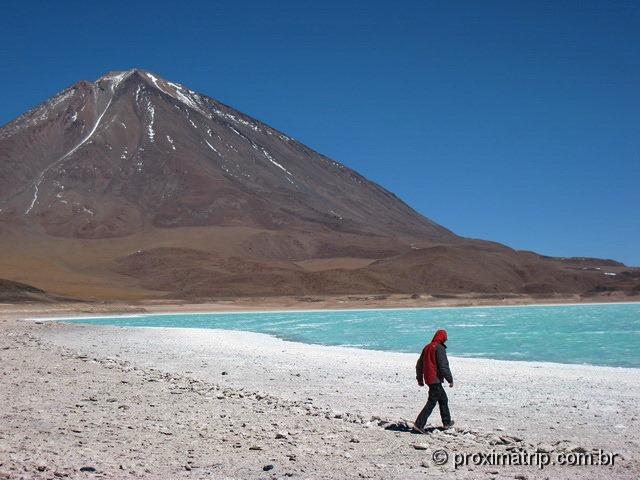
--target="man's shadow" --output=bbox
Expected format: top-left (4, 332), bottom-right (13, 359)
top-left (384, 420), bottom-right (445, 434)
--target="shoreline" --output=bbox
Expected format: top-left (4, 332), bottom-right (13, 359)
top-left (30, 300), bottom-right (639, 370)
top-left (4, 290), bottom-right (639, 319)
top-left (57, 322), bottom-right (640, 372)
top-left (52, 321), bottom-right (640, 371)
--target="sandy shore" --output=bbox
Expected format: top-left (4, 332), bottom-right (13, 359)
top-left (1, 304), bottom-right (639, 479)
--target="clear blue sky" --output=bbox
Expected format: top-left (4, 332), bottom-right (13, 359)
top-left (1, 0), bottom-right (638, 265)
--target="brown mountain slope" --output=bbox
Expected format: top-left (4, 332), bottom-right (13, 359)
top-left (0, 69), bottom-right (633, 300)
top-left (109, 241), bottom-right (629, 299)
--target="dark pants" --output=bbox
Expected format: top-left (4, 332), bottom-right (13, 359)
top-left (415, 383), bottom-right (451, 428)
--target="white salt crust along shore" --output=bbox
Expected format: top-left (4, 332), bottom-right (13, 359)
top-left (1, 312), bottom-right (639, 479)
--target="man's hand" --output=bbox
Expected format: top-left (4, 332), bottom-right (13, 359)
top-left (449, 382), bottom-right (454, 388)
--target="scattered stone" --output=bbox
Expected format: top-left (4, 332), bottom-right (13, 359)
top-left (262, 464), bottom-right (274, 471)
top-left (514, 475), bottom-right (527, 480)
top-left (79, 466), bottom-right (96, 472)
top-left (570, 446), bottom-right (587, 453)
top-left (350, 437), bottom-right (360, 443)
top-left (412, 443), bottom-right (429, 450)
top-left (420, 460), bottom-right (430, 468)
top-left (221, 371), bottom-right (228, 376)
top-left (249, 446), bottom-right (262, 451)
top-left (275, 431), bottom-right (288, 439)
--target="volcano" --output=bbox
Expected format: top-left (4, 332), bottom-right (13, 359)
top-left (0, 69), bottom-right (631, 300)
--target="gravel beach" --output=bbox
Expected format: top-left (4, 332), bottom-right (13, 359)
top-left (1, 305), bottom-right (638, 479)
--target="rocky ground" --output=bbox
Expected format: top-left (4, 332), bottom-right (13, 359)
top-left (1, 306), bottom-right (639, 479)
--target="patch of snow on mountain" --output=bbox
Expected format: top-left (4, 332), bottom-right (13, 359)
top-left (147, 100), bottom-right (155, 142)
top-left (145, 72), bottom-right (163, 91)
top-left (256, 145), bottom-right (292, 176)
top-left (205, 140), bottom-right (222, 157)
top-left (210, 106), bottom-right (260, 132)
top-left (162, 81), bottom-right (211, 118)
top-left (329, 210), bottom-right (343, 220)
top-left (102, 70), bottom-right (134, 89)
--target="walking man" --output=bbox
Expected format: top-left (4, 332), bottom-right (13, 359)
top-left (414, 329), bottom-right (454, 432)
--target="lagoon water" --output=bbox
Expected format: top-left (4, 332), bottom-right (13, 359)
top-left (64, 303), bottom-right (640, 368)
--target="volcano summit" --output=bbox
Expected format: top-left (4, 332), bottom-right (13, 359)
top-left (0, 70), bottom-right (633, 299)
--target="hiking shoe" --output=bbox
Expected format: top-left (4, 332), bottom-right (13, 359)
top-left (443, 420), bottom-right (455, 429)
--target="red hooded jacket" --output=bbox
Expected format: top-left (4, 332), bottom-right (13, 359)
top-left (416, 329), bottom-right (453, 385)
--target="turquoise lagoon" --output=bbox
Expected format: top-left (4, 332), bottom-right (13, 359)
top-left (63, 303), bottom-right (640, 368)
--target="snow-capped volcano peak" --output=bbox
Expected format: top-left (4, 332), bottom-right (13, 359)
top-left (0, 69), bottom-right (451, 241)
top-left (98, 69), bottom-right (137, 88)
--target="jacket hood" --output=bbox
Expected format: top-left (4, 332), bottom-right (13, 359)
top-left (431, 329), bottom-right (448, 345)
